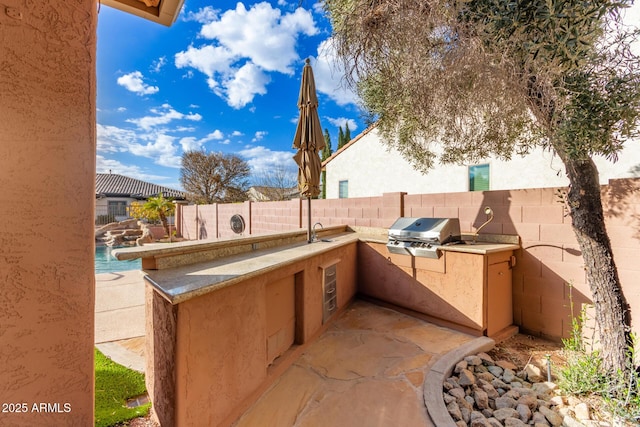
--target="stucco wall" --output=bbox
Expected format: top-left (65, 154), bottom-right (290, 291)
top-left (0, 1), bottom-right (96, 424)
top-left (324, 127), bottom-right (640, 198)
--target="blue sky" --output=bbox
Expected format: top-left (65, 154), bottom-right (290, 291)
top-left (97, 0), bottom-right (362, 190)
top-left (97, 1), bottom-right (639, 192)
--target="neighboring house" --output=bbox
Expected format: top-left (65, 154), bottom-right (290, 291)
top-left (95, 173), bottom-right (186, 224)
top-left (323, 126), bottom-right (640, 198)
top-left (247, 185), bottom-right (299, 202)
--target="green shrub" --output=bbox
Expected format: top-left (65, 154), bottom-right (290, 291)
top-left (559, 288), bottom-right (640, 423)
top-left (558, 350), bottom-right (607, 395)
top-left (601, 339), bottom-right (640, 423)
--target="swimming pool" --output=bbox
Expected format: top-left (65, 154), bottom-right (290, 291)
top-left (95, 246), bottom-right (141, 274)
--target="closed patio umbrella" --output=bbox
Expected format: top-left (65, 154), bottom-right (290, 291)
top-left (292, 58), bottom-right (325, 243)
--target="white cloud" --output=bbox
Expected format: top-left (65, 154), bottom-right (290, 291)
top-left (117, 71), bottom-right (159, 95)
top-left (312, 39), bottom-right (360, 106)
top-left (126, 104), bottom-right (202, 131)
top-left (232, 130), bottom-right (244, 137)
top-left (206, 129), bottom-right (225, 140)
top-left (151, 56), bottom-right (167, 73)
top-left (96, 156), bottom-right (169, 182)
top-left (225, 63), bottom-right (270, 109)
top-left (128, 134), bottom-right (182, 168)
top-left (238, 145), bottom-right (297, 175)
top-left (117, 107), bottom-right (127, 112)
top-left (252, 130), bottom-right (268, 142)
top-left (175, 44), bottom-right (236, 82)
top-left (178, 137), bottom-right (200, 152)
top-left (175, 126), bottom-right (197, 132)
top-left (179, 130), bottom-right (225, 151)
top-left (200, 3), bottom-right (317, 73)
top-left (175, 2), bottom-right (318, 108)
top-left (326, 116), bottom-right (358, 132)
top-left (98, 105), bottom-right (207, 169)
top-left (183, 5), bottom-right (219, 23)
top-left (97, 124), bottom-right (137, 153)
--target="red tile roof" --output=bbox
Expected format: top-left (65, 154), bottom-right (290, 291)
top-left (96, 173), bottom-right (186, 200)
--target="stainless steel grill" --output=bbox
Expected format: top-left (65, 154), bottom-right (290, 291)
top-left (387, 217), bottom-right (462, 258)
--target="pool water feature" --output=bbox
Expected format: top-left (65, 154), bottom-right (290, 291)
top-left (95, 246), bottom-right (141, 274)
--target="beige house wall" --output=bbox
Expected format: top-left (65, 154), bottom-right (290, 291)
top-left (324, 127), bottom-right (640, 198)
top-left (0, 1), bottom-right (97, 424)
top-left (95, 196), bottom-right (137, 221)
top-left (180, 179), bottom-right (640, 342)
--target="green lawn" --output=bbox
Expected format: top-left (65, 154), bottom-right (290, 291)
top-left (95, 348), bottom-right (150, 427)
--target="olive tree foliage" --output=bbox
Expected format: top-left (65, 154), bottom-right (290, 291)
top-left (180, 150), bottom-right (251, 204)
top-left (326, 0), bottom-right (640, 373)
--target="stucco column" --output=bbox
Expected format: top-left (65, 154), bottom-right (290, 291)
top-left (173, 200), bottom-right (189, 238)
top-left (382, 192), bottom-right (406, 221)
top-left (0, 1), bottom-right (97, 425)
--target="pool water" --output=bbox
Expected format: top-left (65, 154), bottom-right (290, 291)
top-left (95, 246), bottom-right (141, 274)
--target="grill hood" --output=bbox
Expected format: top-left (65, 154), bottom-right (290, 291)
top-left (388, 217), bottom-right (461, 243)
top-left (387, 217), bottom-right (462, 258)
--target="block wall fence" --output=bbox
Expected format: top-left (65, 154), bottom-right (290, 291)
top-left (175, 178), bottom-right (640, 342)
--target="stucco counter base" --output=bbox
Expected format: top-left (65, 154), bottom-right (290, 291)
top-left (143, 232), bottom-right (360, 426)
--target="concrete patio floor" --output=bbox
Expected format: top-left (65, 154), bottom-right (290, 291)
top-left (95, 271), bottom-right (146, 373)
top-left (95, 271), bottom-right (494, 426)
top-left (233, 300), bottom-right (480, 427)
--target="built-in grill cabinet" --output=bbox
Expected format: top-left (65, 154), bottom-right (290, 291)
top-left (387, 218), bottom-right (462, 259)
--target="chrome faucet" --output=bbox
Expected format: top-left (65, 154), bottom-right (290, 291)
top-left (473, 206), bottom-right (494, 244)
top-left (312, 222), bottom-right (324, 242)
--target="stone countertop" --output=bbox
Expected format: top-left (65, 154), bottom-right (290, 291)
top-left (112, 225), bottom-right (349, 261)
top-left (137, 228), bottom-right (519, 305)
top-left (144, 232), bottom-right (360, 305)
top-left (361, 237), bottom-right (519, 255)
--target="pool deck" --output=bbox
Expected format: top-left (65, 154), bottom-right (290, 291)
top-left (95, 271), bottom-right (146, 372)
top-left (94, 270), bottom-right (495, 426)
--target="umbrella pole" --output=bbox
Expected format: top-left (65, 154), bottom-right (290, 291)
top-left (307, 196), bottom-right (312, 243)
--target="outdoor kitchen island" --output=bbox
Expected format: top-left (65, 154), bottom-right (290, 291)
top-left (113, 226), bottom-right (360, 427)
top-left (359, 232), bottom-right (520, 340)
top-left (112, 225), bottom-right (519, 426)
